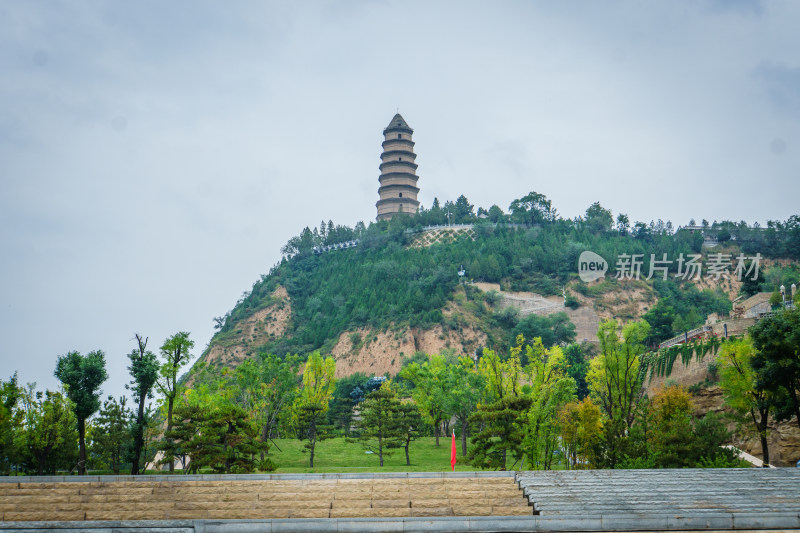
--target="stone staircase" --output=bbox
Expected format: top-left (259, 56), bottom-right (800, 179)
top-left (517, 468), bottom-right (800, 517)
top-left (0, 474), bottom-right (531, 522)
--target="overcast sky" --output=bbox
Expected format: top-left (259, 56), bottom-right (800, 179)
top-left (1, 0), bottom-right (798, 404)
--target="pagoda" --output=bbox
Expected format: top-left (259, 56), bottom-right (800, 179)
top-left (376, 113), bottom-right (420, 221)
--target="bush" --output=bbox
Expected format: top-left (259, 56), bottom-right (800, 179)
top-left (564, 293), bottom-right (581, 309)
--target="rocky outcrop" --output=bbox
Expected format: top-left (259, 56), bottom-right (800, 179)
top-left (645, 353), bottom-right (800, 467)
top-left (331, 324), bottom-right (487, 378)
top-left (198, 286), bottom-right (291, 368)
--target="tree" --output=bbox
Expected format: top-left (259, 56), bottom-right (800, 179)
top-left (349, 385), bottom-right (404, 467)
top-left (587, 320), bottom-right (649, 467)
top-left (445, 357), bottom-right (485, 456)
top-left (559, 397), bottom-right (602, 469)
top-left (156, 332), bottom-right (194, 472)
top-left (54, 350), bottom-right (108, 474)
top-left (16, 386), bottom-right (78, 475)
top-left (512, 312), bottom-right (576, 350)
top-left (522, 339), bottom-right (577, 470)
top-left (293, 352), bottom-right (336, 467)
top-left (127, 334), bottom-right (159, 475)
top-left (392, 402), bottom-right (423, 466)
top-left (453, 195), bottom-right (475, 223)
top-left (230, 354), bottom-right (300, 449)
top-left (564, 343), bottom-right (590, 400)
top-left (488, 205), bottom-right (505, 223)
top-left (0, 374), bottom-right (22, 474)
top-left (399, 354), bottom-right (450, 445)
top-left (642, 299), bottom-right (677, 345)
top-left (647, 385), bottom-right (699, 468)
top-left (469, 342), bottom-right (530, 470)
top-left (750, 309), bottom-right (800, 429)
top-left (469, 395), bottom-right (532, 470)
top-left (585, 202), bottom-right (613, 234)
top-left (164, 387), bottom-right (268, 474)
top-left (90, 396), bottom-right (132, 474)
top-left (717, 338), bottom-right (776, 466)
top-left (616, 214), bottom-right (630, 236)
top-left (509, 191), bottom-right (557, 225)
top-left (328, 372), bottom-right (368, 434)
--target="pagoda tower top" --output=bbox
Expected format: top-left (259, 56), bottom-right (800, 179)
top-left (376, 114), bottom-right (420, 221)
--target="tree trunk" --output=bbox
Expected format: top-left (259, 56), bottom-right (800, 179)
top-left (501, 447), bottom-right (507, 471)
top-left (261, 425), bottom-right (268, 461)
top-left (461, 419), bottom-right (468, 457)
top-left (434, 418), bottom-right (440, 446)
top-left (78, 417), bottom-right (87, 475)
top-left (405, 442), bottom-right (410, 466)
top-left (756, 407), bottom-right (770, 467)
top-left (787, 384), bottom-right (800, 431)
top-left (131, 392), bottom-right (147, 475)
top-left (167, 396), bottom-right (175, 472)
top-left (378, 434), bottom-right (383, 467)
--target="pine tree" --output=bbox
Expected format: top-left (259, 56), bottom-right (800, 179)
top-left (349, 386), bottom-right (404, 467)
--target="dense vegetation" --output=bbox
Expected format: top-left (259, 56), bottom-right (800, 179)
top-left (211, 190), bottom-right (796, 359)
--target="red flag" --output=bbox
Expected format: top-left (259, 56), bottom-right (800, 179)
top-left (450, 430), bottom-right (457, 471)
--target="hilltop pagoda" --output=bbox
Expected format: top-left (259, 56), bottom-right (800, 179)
top-left (376, 113), bottom-right (420, 221)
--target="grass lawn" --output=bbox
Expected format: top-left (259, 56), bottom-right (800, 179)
top-left (268, 437), bottom-right (483, 473)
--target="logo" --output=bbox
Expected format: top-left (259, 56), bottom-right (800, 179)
top-left (578, 251), bottom-right (607, 282)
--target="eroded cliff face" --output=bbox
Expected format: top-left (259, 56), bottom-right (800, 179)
top-left (198, 286), bottom-right (292, 369)
top-left (646, 355), bottom-right (800, 467)
top-left (330, 324), bottom-right (487, 378)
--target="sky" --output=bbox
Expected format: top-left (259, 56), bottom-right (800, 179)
top-left (1, 0), bottom-right (799, 403)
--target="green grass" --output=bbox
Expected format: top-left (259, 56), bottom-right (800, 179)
top-left (268, 437), bottom-right (482, 473)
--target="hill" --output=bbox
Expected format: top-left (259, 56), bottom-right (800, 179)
top-left (188, 191), bottom-right (800, 381)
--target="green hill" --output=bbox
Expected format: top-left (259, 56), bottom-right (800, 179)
top-left (189, 191), bottom-right (800, 380)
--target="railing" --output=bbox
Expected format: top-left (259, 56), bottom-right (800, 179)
top-left (658, 325), bottom-right (712, 349)
top-left (313, 239), bottom-right (360, 254)
top-left (405, 223), bottom-right (531, 234)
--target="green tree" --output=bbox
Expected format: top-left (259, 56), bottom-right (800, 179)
top-left (156, 332), bottom-right (194, 472)
top-left (293, 352), bottom-right (336, 467)
top-left (400, 354), bottom-right (450, 445)
top-left (16, 386), bottom-right (78, 475)
top-left (453, 195), bottom-right (475, 223)
top-left (445, 357), bottom-right (485, 456)
top-left (564, 343), bottom-right (590, 400)
top-left (349, 385), bottom-right (404, 466)
top-left (522, 339), bottom-right (577, 470)
top-left (585, 202), bottom-right (613, 234)
top-left (165, 387), bottom-right (268, 474)
top-left (616, 213), bottom-right (630, 235)
top-left (392, 401), bottom-right (423, 466)
top-left (558, 397), bottom-right (602, 469)
top-left (0, 374), bottom-right (22, 474)
top-left (230, 354), bottom-right (300, 450)
top-left (642, 299), bottom-right (677, 345)
top-left (328, 371), bottom-right (368, 434)
top-left (749, 309), bottom-right (800, 429)
top-left (509, 191), bottom-right (557, 225)
top-left (89, 395), bottom-right (132, 474)
top-left (469, 341), bottom-right (530, 470)
top-left (127, 333), bottom-right (159, 475)
top-left (587, 320), bottom-right (649, 467)
top-left (468, 394), bottom-right (532, 470)
top-left (487, 204), bottom-right (505, 223)
top-left (717, 338), bottom-right (776, 466)
top-left (54, 350), bottom-right (108, 474)
top-left (512, 312), bottom-right (576, 350)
